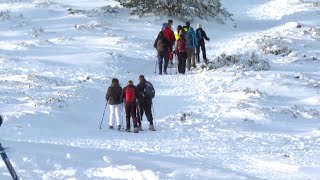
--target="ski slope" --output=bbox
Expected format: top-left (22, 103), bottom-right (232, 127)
top-left (0, 0), bottom-right (320, 179)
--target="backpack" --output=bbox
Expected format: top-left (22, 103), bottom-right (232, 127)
top-left (185, 32), bottom-right (194, 47)
top-left (125, 86), bottom-right (135, 103)
top-left (156, 38), bottom-right (165, 52)
top-left (177, 39), bottom-right (186, 53)
top-left (142, 82), bottom-right (155, 99)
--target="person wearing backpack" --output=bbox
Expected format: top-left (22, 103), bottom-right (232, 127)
top-left (162, 23), bottom-right (175, 68)
top-left (106, 78), bottom-right (123, 130)
top-left (196, 24), bottom-right (210, 64)
top-left (136, 75), bottom-right (156, 131)
top-left (174, 30), bottom-right (187, 74)
top-left (154, 30), bottom-right (170, 75)
top-left (185, 26), bottom-right (198, 70)
top-left (121, 80), bottom-right (139, 133)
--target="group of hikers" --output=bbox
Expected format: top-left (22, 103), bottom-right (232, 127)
top-left (154, 19), bottom-right (210, 74)
top-left (105, 75), bottom-right (155, 133)
top-left (104, 19), bottom-right (210, 132)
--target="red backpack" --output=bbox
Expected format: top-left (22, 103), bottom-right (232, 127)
top-left (125, 86), bottom-right (135, 103)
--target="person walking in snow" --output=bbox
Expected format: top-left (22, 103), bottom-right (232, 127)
top-left (106, 78), bottom-right (123, 130)
top-left (195, 24), bottom-right (210, 64)
top-left (136, 75), bottom-right (156, 131)
top-left (174, 30), bottom-right (187, 74)
top-left (154, 30), bottom-right (170, 75)
top-left (162, 22), bottom-right (176, 67)
top-left (121, 80), bottom-right (139, 133)
top-left (185, 22), bottom-right (198, 70)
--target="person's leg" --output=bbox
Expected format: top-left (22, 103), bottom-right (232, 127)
top-left (144, 102), bottom-right (153, 125)
top-left (115, 104), bottom-right (121, 127)
top-left (182, 53), bottom-right (187, 74)
top-left (186, 49), bottom-right (191, 70)
top-left (131, 103), bottom-right (138, 128)
top-left (177, 53), bottom-right (183, 73)
top-left (191, 48), bottom-right (196, 67)
top-left (125, 103), bottom-right (131, 130)
top-left (196, 45), bottom-right (200, 63)
top-left (201, 44), bottom-right (207, 62)
top-left (158, 54), bottom-right (163, 74)
top-left (163, 51), bottom-right (169, 74)
top-left (109, 105), bottom-right (115, 127)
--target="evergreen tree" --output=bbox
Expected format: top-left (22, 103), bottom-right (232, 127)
top-left (117, 0), bottom-right (232, 22)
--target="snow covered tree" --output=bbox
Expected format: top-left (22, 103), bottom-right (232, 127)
top-left (117, 0), bottom-right (232, 22)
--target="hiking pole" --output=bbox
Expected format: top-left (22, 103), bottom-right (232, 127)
top-left (99, 102), bottom-right (108, 129)
top-left (152, 103), bottom-right (156, 129)
top-left (154, 57), bottom-right (158, 74)
top-left (0, 143), bottom-right (19, 180)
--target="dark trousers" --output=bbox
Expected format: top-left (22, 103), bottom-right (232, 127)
top-left (158, 51), bottom-right (169, 73)
top-left (177, 52), bottom-right (187, 74)
top-left (196, 43), bottom-right (206, 62)
top-left (125, 102), bottom-right (138, 128)
top-left (137, 101), bottom-right (153, 125)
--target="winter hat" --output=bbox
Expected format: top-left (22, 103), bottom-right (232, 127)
top-left (168, 19), bottom-right (173, 25)
top-left (112, 78), bottom-right (118, 84)
top-left (197, 23), bottom-right (202, 29)
top-left (128, 80), bottom-right (133, 85)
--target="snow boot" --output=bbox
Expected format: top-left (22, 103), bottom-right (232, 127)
top-left (117, 125), bottom-right (121, 130)
top-left (133, 127), bottom-right (139, 133)
top-left (149, 124), bottom-right (156, 131)
top-left (109, 125), bottom-right (113, 129)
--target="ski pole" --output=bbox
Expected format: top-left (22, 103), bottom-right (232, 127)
top-left (152, 103), bottom-right (156, 129)
top-left (0, 143), bottom-right (19, 180)
top-left (99, 102), bottom-right (108, 129)
top-left (154, 57), bottom-right (158, 74)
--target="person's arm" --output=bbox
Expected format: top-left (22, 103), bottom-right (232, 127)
top-left (120, 87), bottom-right (126, 103)
top-left (106, 87), bottom-right (111, 102)
top-left (202, 30), bottom-right (210, 41)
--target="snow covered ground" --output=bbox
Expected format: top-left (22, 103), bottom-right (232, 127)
top-left (0, 0), bottom-right (320, 179)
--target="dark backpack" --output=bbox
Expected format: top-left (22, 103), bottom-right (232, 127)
top-left (142, 82), bottom-right (155, 99)
top-left (125, 86), bottom-right (135, 103)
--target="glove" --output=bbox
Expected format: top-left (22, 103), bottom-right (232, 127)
top-left (208, 38), bottom-right (210, 41)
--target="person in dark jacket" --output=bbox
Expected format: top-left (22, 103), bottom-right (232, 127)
top-left (195, 23), bottom-right (210, 63)
top-left (136, 75), bottom-right (156, 131)
top-left (106, 78), bottom-right (122, 130)
top-left (121, 80), bottom-right (139, 133)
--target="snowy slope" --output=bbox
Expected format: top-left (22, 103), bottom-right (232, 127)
top-left (1, 0), bottom-right (320, 179)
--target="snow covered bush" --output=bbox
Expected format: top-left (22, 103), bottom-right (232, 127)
top-left (74, 21), bottom-right (106, 31)
top-left (68, 6), bottom-right (119, 17)
top-left (116, 0), bottom-right (232, 22)
top-left (206, 52), bottom-right (271, 71)
top-left (0, 10), bottom-right (10, 21)
top-left (31, 27), bottom-right (45, 37)
top-left (256, 35), bottom-right (293, 56)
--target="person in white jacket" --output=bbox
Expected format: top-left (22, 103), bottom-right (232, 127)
top-left (106, 78), bottom-right (123, 130)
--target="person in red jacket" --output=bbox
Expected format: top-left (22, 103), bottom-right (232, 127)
top-left (121, 80), bottom-right (139, 133)
top-left (162, 23), bottom-right (175, 67)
